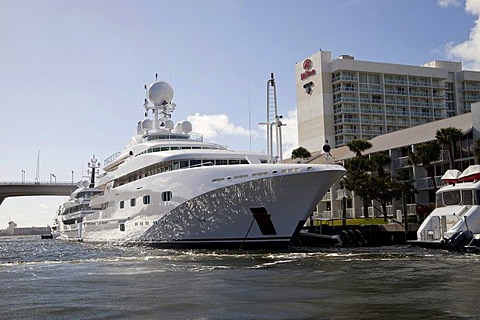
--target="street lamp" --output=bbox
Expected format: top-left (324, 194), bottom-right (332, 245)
top-left (50, 173), bottom-right (56, 183)
top-left (71, 170), bottom-right (74, 183)
top-left (21, 170), bottom-right (25, 183)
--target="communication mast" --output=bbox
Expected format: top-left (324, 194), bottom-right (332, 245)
top-left (266, 73), bottom-right (286, 163)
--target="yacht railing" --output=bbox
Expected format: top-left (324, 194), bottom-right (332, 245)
top-left (104, 152), bottom-right (121, 167)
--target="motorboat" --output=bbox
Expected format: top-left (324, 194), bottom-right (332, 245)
top-left (51, 157), bottom-right (102, 241)
top-left (82, 80), bottom-right (346, 249)
top-left (410, 165), bottom-right (480, 252)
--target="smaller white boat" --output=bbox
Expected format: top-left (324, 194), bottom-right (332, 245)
top-left (410, 165), bottom-right (480, 251)
top-left (51, 156), bottom-right (102, 241)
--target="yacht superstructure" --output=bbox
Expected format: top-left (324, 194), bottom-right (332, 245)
top-left (52, 156), bottom-right (102, 241)
top-left (412, 165), bottom-right (480, 251)
top-left (82, 80), bottom-right (345, 249)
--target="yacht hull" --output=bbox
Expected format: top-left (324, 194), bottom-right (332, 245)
top-left (83, 165), bottom-right (345, 249)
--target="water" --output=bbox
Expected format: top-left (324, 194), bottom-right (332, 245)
top-left (1, 237), bottom-right (480, 320)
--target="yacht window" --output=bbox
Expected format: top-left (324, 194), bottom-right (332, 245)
top-left (462, 190), bottom-right (473, 205)
top-left (229, 160), bottom-right (240, 165)
top-left (216, 160), bottom-right (228, 165)
top-left (130, 198), bottom-right (136, 207)
top-left (120, 201), bottom-right (125, 209)
top-left (161, 147), bottom-right (169, 151)
top-left (119, 223), bottom-right (125, 232)
top-left (240, 160), bottom-right (248, 164)
top-left (180, 160), bottom-right (189, 168)
top-left (170, 146), bottom-right (180, 150)
top-left (162, 191), bottom-right (172, 202)
top-left (181, 146), bottom-right (191, 150)
top-left (172, 162), bottom-right (180, 170)
top-left (202, 160), bottom-right (214, 166)
top-left (190, 160), bottom-right (201, 167)
top-left (143, 195), bottom-right (151, 205)
top-left (443, 191), bottom-right (461, 206)
top-left (436, 194), bottom-right (443, 208)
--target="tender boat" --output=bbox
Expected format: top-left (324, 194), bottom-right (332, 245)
top-left (52, 157), bottom-right (102, 241)
top-left (82, 80), bottom-right (346, 249)
top-left (411, 165), bottom-right (480, 252)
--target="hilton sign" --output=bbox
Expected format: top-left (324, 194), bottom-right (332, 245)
top-left (300, 59), bottom-right (316, 80)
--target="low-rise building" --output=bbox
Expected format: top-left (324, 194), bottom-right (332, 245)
top-left (295, 101), bottom-right (480, 222)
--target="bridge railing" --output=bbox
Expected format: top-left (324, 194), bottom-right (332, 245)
top-left (0, 181), bottom-right (77, 186)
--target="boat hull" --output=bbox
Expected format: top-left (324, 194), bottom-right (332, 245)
top-left (82, 165), bottom-right (345, 249)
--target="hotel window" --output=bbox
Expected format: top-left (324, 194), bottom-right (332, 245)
top-left (130, 198), bottom-right (136, 207)
top-left (143, 195), bottom-right (151, 205)
top-left (119, 201), bottom-right (124, 209)
top-left (161, 191), bottom-right (172, 202)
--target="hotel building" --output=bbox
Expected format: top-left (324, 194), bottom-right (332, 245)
top-left (297, 102), bottom-right (480, 221)
top-left (295, 50), bottom-right (480, 151)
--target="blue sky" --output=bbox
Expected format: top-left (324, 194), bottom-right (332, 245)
top-left (0, 0), bottom-right (478, 227)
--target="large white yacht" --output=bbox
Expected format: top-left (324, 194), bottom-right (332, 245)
top-left (412, 165), bottom-right (480, 251)
top-left (51, 157), bottom-right (102, 241)
top-left (83, 80), bottom-right (346, 249)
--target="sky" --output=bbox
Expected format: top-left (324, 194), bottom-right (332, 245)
top-left (1, 0), bottom-right (479, 227)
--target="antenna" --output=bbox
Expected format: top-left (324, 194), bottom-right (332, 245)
top-left (248, 78), bottom-right (252, 151)
top-left (266, 73), bottom-right (286, 162)
top-left (87, 155), bottom-right (100, 188)
top-left (35, 150), bottom-right (40, 183)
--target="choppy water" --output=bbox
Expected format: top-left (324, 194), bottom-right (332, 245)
top-left (1, 236), bottom-right (480, 320)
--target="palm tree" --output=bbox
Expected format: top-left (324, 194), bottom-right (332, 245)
top-left (346, 139), bottom-right (372, 157)
top-left (291, 147), bottom-right (311, 160)
top-left (345, 139), bottom-right (373, 219)
top-left (435, 127), bottom-right (463, 169)
top-left (408, 141), bottom-right (441, 191)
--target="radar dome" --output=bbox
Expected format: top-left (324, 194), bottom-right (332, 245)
top-left (148, 81), bottom-right (174, 105)
top-left (164, 119), bottom-right (174, 130)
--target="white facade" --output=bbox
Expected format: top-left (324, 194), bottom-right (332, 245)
top-left (306, 102), bottom-right (480, 222)
top-left (296, 50), bottom-right (480, 150)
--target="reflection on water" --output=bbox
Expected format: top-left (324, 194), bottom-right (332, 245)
top-left (1, 236), bottom-right (480, 319)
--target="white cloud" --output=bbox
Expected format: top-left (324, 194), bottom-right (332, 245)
top-left (187, 113), bottom-right (256, 140)
top-left (438, 0), bottom-right (461, 7)
top-left (444, 0), bottom-right (480, 69)
top-left (280, 109), bottom-right (299, 159)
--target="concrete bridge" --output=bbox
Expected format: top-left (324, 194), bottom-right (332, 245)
top-left (0, 181), bottom-right (77, 206)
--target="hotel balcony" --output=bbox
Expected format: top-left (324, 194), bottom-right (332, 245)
top-left (393, 156), bottom-right (409, 169)
top-left (385, 90), bottom-right (408, 96)
top-left (360, 204), bottom-right (417, 218)
top-left (336, 188), bottom-right (353, 200)
top-left (463, 85), bottom-right (480, 91)
top-left (410, 101), bottom-right (432, 107)
top-left (334, 208), bottom-right (355, 219)
top-left (408, 81), bottom-right (432, 87)
top-left (321, 191), bottom-right (331, 201)
top-left (333, 96), bottom-right (358, 103)
top-left (333, 86), bottom-right (358, 93)
top-left (334, 117), bottom-right (360, 124)
top-left (384, 79), bottom-right (408, 85)
top-left (415, 176), bottom-right (447, 190)
top-left (359, 86), bottom-right (383, 94)
top-left (409, 91), bottom-right (432, 97)
top-left (333, 75), bottom-right (359, 82)
top-left (360, 108), bottom-right (384, 115)
top-left (334, 106), bottom-right (358, 114)
top-left (359, 98), bottom-right (383, 104)
top-left (335, 129), bottom-right (361, 135)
